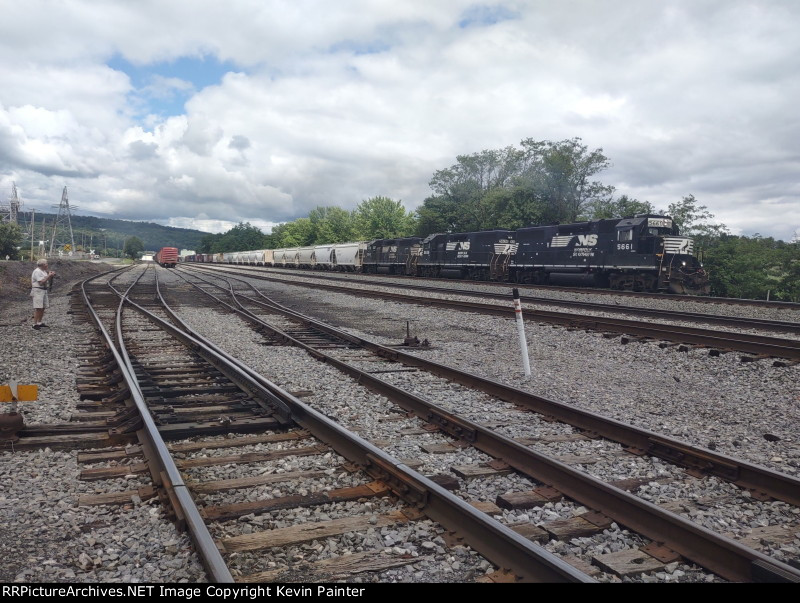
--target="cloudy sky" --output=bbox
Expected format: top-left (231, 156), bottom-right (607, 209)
top-left (1, 1), bottom-right (798, 240)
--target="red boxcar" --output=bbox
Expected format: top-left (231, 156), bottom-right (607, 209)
top-left (155, 247), bottom-right (179, 268)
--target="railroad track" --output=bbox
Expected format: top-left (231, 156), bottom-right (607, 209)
top-left (300, 271), bottom-right (800, 334)
top-left (24, 264), bottom-right (595, 583)
top-left (164, 264), bottom-right (800, 582)
top-left (185, 261), bottom-right (800, 310)
top-left (186, 264), bottom-right (800, 362)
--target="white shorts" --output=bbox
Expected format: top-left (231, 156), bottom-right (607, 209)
top-left (31, 288), bottom-right (49, 309)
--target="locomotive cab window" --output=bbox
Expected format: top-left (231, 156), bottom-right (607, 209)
top-left (618, 229), bottom-right (633, 242)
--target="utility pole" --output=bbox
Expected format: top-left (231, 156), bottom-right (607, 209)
top-left (30, 209), bottom-right (35, 260)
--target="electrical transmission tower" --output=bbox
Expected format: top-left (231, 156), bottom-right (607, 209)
top-left (1, 182), bottom-right (21, 224)
top-left (2, 183), bottom-right (43, 260)
top-left (49, 186), bottom-right (77, 257)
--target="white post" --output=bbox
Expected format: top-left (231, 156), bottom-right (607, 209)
top-left (513, 288), bottom-right (531, 379)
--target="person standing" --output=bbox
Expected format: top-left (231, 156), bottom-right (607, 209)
top-left (30, 258), bottom-right (55, 330)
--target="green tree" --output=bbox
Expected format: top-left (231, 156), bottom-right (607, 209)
top-left (0, 222), bottom-right (23, 259)
top-left (525, 137), bottom-right (615, 222)
top-left (588, 195), bottom-right (655, 220)
top-left (665, 194), bottom-right (729, 258)
top-left (666, 195), bottom-right (718, 236)
top-left (422, 146), bottom-right (525, 233)
top-left (308, 206), bottom-right (358, 243)
top-left (429, 147), bottom-right (523, 198)
top-left (275, 218), bottom-right (315, 247)
top-left (215, 222), bottom-right (267, 252)
top-left (354, 196), bottom-right (415, 239)
top-left (415, 195), bottom-right (465, 236)
top-left (264, 222), bottom-right (289, 248)
top-left (491, 185), bottom-right (550, 230)
top-left (416, 137), bottom-right (613, 233)
top-left (123, 236), bottom-right (144, 259)
top-left (702, 234), bottom-right (786, 299)
top-left (198, 232), bottom-right (222, 254)
top-left (778, 239), bottom-right (800, 301)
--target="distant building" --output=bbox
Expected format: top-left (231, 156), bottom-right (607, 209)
top-left (141, 255), bottom-right (154, 262)
top-left (180, 249), bottom-right (196, 257)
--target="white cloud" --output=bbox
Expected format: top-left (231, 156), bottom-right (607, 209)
top-left (0, 1), bottom-right (798, 239)
top-left (141, 75), bottom-right (195, 101)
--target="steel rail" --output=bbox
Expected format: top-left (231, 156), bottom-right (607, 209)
top-left (187, 264), bottom-right (800, 360)
top-left (175, 266), bottom-right (800, 582)
top-left (191, 262), bottom-right (800, 309)
top-left (123, 267), bottom-right (592, 583)
top-left (79, 268), bottom-right (235, 583)
top-left (195, 264), bottom-right (800, 334)
top-left (181, 265), bottom-right (800, 507)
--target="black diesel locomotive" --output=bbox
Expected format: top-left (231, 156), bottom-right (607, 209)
top-left (362, 215), bottom-right (709, 295)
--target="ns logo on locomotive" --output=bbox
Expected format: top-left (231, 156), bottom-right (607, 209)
top-left (183, 214), bottom-right (710, 295)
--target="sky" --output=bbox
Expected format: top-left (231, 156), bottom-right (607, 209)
top-left (0, 1), bottom-right (798, 241)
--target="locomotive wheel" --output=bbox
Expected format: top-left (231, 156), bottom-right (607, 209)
top-left (515, 271), bottom-right (531, 284)
top-left (634, 274), bottom-right (656, 291)
top-left (520, 270), bottom-right (547, 285)
top-left (612, 274), bottom-right (635, 291)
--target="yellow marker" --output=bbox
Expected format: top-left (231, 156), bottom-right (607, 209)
top-left (0, 383), bottom-right (39, 402)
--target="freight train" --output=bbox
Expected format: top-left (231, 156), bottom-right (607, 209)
top-left (155, 247), bottom-right (179, 268)
top-left (182, 215), bottom-right (710, 295)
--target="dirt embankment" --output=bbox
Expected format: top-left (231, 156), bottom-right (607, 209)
top-left (0, 259), bottom-right (120, 318)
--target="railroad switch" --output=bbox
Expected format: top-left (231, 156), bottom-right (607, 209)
top-left (401, 321), bottom-right (430, 348)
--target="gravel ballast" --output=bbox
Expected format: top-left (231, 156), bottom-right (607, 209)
top-left (0, 268), bottom-right (206, 583)
top-left (2, 263), bottom-right (798, 583)
top-left (163, 267), bottom-right (800, 581)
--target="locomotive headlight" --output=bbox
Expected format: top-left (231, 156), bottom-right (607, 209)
top-left (681, 261), bottom-right (686, 266)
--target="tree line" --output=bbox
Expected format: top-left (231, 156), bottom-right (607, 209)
top-left (196, 196), bottom-right (414, 254)
top-left (198, 137), bottom-right (712, 253)
top-left (193, 137), bottom-right (798, 301)
top-left (2, 136), bottom-right (796, 300)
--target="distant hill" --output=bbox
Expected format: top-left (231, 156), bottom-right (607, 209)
top-left (17, 211), bottom-right (211, 254)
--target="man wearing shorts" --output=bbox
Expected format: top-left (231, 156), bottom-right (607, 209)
top-left (31, 258), bottom-right (56, 330)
